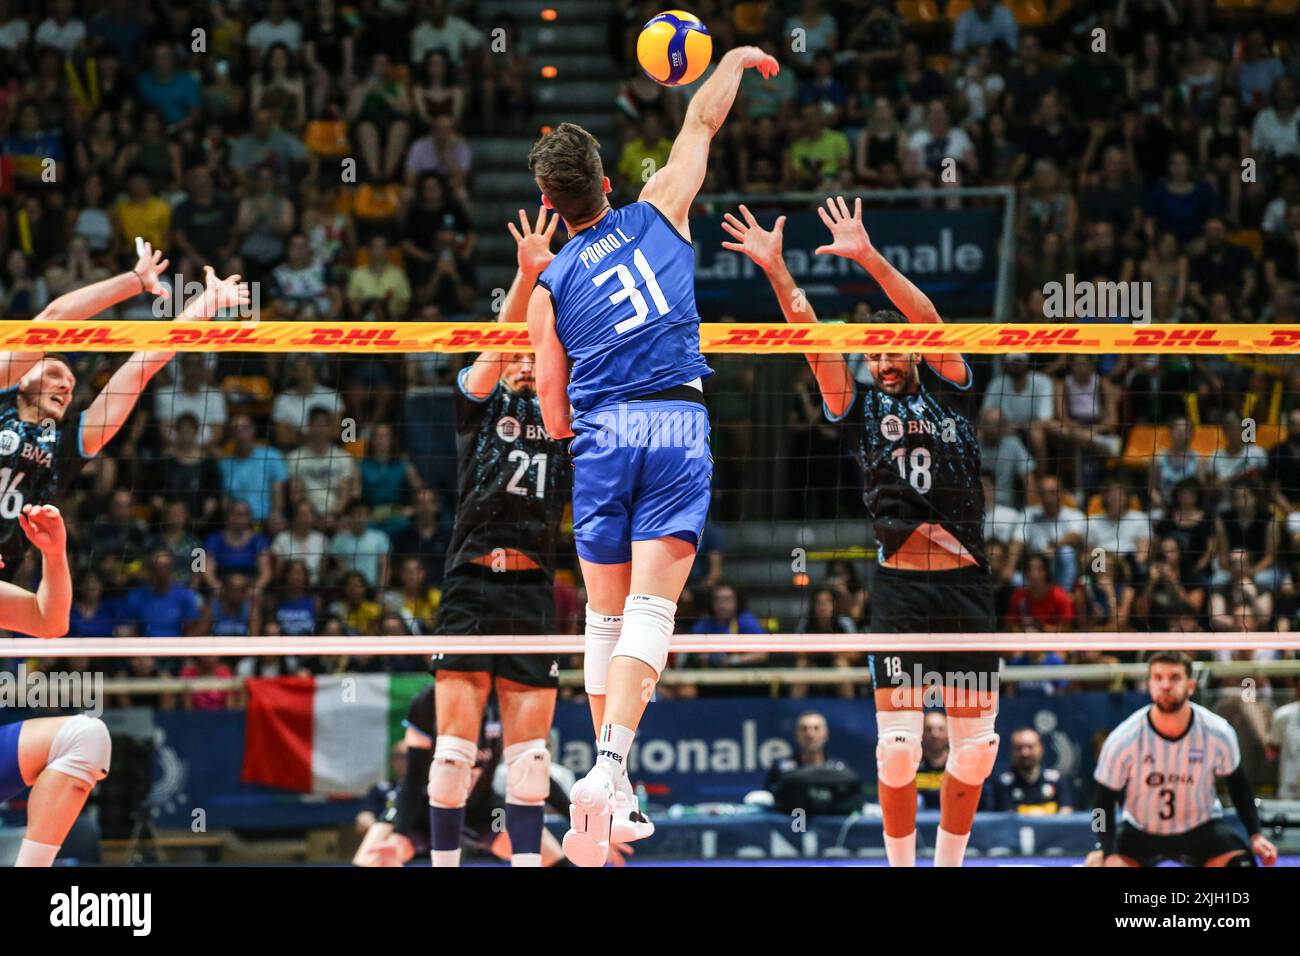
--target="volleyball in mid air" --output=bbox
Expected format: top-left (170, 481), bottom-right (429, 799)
top-left (636, 10), bottom-right (711, 87)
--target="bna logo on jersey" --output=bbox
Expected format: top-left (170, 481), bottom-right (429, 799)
top-left (0, 430), bottom-right (19, 456)
top-left (495, 416), bottom-right (521, 443)
top-left (880, 415), bottom-right (904, 441)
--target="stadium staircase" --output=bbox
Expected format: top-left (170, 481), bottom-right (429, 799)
top-left (472, 0), bottom-right (622, 297)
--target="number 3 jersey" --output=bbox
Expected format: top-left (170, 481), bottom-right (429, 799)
top-left (537, 200), bottom-right (712, 414)
top-left (0, 384), bottom-right (91, 570)
top-left (829, 358), bottom-right (987, 570)
top-left (444, 367), bottom-right (571, 577)
top-left (1094, 703), bottom-right (1241, 835)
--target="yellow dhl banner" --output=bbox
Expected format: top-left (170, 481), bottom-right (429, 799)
top-left (3, 322), bottom-right (1300, 354)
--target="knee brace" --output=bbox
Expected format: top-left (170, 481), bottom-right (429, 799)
top-left (875, 710), bottom-right (924, 789)
top-left (45, 715), bottom-right (111, 789)
top-left (427, 736), bottom-right (476, 809)
top-left (612, 594), bottom-right (675, 679)
top-left (583, 606), bottom-right (623, 695)
top-left (946, 715), bottom-right (1000, 786)
top-left (503, 739), bottom-right (551, 806)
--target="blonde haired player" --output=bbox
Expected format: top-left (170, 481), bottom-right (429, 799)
top-left (1085, 652), bottom-right (1278, 867)
top-left (525, 44), bottom-right (779, 866)
top-left (0, 504), bottom-right (114, 867)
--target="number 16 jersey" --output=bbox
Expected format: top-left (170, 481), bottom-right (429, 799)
top-left (537, 201), bottom-right (712, 415)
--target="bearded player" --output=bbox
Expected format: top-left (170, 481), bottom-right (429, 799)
top-left (0, 503), bottom-right (113, 867)
top-left (423, 209), bottom-right (571, 868)
top-left (525, 45), bottom-right (779, 866)
top-left (0, 258), bottom-right (248, 575)
top-left (722, 197), bottom-right (998, 867)
top-left (1086, 652), bottom-right (1277, 868)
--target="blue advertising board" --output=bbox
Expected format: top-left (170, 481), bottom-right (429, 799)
top-left (692, 207), bottom-right (1001, 318)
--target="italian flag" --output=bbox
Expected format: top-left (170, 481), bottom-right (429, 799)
top-left (241, 674), bottom-right (428, 795)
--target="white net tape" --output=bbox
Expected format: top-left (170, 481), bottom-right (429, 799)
top-left (3, 632), bottom-right (1298, 657)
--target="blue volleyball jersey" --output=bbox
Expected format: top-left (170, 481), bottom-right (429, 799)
top-left (537, 201), bottom-right (712, 414)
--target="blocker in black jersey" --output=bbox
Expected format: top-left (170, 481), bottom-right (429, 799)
top-left (832, 357), bottom-right (998, 684)
top-left (430, 366), bottom-right (570, 687)
top-left (444, 365), bottom-right (569, 574)
top-left (836, 357), bottom-right (987, 570)
top-left (0, 382), bottom-right (92, 575)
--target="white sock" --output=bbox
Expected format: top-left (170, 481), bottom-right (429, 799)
top-left (934, 828), bottom-right (970, 867)
top-left (883, 832), bottom-right (916, 868)
top-left (15, 839), bottom-right (60, 867)
top-left (594, 723), bottom-right (635, 780)
top-left (431, 849), bottom-right (461, 867)
top-left (511, 853), bottom-right (542, 868)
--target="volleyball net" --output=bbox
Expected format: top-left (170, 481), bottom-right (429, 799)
top-left (2, 319), bottom-right (1299, 685)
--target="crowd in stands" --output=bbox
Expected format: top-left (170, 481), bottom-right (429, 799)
top-left (0, 1), bottom-right (1296, 751)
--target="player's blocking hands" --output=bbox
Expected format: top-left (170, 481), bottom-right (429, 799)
top-left (814, 196), bottom-right (873, 262)
top-left (508, 206), bottom-right (558, 275)
top-left (132, 238), bottom-right (170, 299)
top-left (193, 265), bottom-right (251, 319)
top-left (18, 503), bottom-right (66, 556)
top-left (720, 204), bottom-right (786, 272)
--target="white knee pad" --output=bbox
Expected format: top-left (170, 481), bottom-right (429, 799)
top-left (583, 606), bottom-right (623, 695)
top-left (612, 594), bottom-right (676, 678)
top-left (45, 715), bottom-right (111, 788)
top-left (946, 715), bottom-right (1000, 786)
top-left (427, 736), bottom-right (476, 808)
top-left (503, 739), bottom-right (551, 806)
top-left (875, 710), bottom-right (923, 789)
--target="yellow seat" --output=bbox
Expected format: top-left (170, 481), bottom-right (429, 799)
top-left (1266, 0), bottom-right (1299, 15)
top-left (1009, 0), bottom-right (1048, 26)
top-left (946, 0), bottom-right (973, 22)
top-left (352, 183), bottom-right (402, 221)
top-left (1122, 424), bottom-right (1166, 470)
top-left (898, 0), bottom-right (942, 23)
top-left (304, 120), bottom-right (350, 159)
top-left (1229, 228), bottom-right (1262, 261)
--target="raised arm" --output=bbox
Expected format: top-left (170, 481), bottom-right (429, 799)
top-left (0, 505), bottom-right (71, 638)
top-left (815, 196), bottom-right (969, 387)
top-left (463, 207), bottom-right (558, 400)
top-left (0, 241), bottom-right (172, 389)
top-left (80, 267), bottom-right (250, 457)
top-left (720, 204), bottom-right (854, 418)
top-left (526, 286), bottom-right (572, 440)
top-left (638, 46), bottom-right (778, 236)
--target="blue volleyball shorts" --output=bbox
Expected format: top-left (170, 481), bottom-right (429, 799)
top-left (0, 720), bottom-right (27, 803)
top-left (571, 399), bottom-right (713, 565)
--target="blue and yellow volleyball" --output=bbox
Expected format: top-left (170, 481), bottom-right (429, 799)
top-left (636, 10), bottom-right (711, 87)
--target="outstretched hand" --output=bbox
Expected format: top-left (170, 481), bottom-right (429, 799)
top-left (508, 206), bottom-right (559, 274)
top-left (814, 196), bottom-right (873, 261)
top-left (18, 503), bottom-right (66, 556)
top-left (720, 204), bottom-right (786, 272)
top-left (194, 265), bottom-right (252, 319)
top-left (734, 46), bottom-right (779, 80)
top-left (133, 238), bottom-right (170, 299)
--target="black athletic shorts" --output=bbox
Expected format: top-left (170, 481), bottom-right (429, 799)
top-left (429, 563), bottom-right (559, 689)
top-left (1115, 819), bottom-right (1252, 867)
top-left (868, 564), bottom-right (1000, 698)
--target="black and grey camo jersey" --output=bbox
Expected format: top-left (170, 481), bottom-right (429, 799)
top-left (444, 368), bottom-right (570, 576)
top-left (0, 385), bottom-right (90, 571)
top-left (843, 360), bottom-right (988, 570)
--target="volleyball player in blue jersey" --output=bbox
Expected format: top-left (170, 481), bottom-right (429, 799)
top-left (525, 45), bottom-right (779, 866)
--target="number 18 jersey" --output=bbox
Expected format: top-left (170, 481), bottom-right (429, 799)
top-left (537, 201), bottom-right (712, 415)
